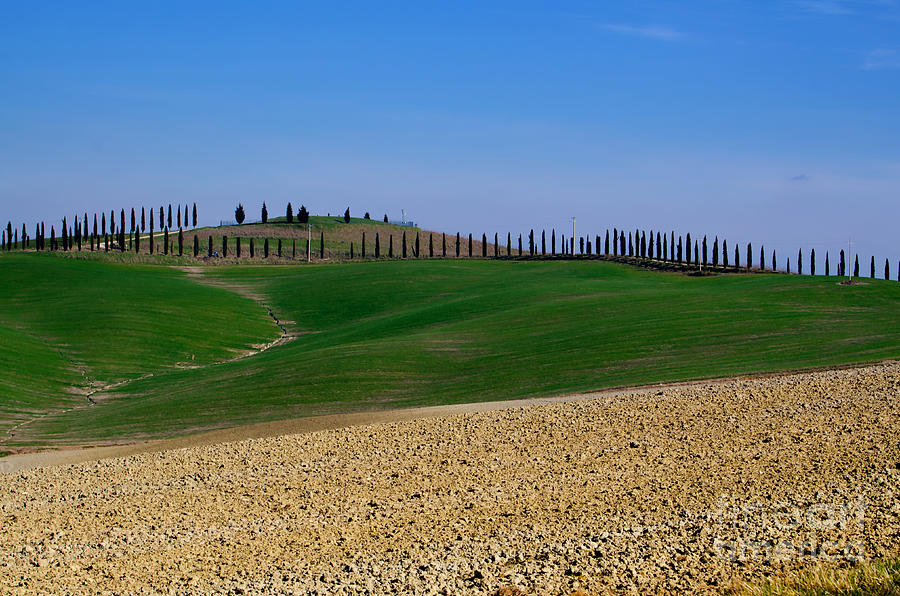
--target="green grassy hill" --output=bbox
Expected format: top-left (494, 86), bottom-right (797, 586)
top-left (2, 251), bottom-right (900, 447)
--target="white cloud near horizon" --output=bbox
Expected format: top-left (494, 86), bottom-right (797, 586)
top-left (600, 23), bottom-right (686, 42)
top-left (862, 48), bottom-right (900, 69)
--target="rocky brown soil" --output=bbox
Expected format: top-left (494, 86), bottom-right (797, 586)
top-left (1, 364), bottom-right (899, 595)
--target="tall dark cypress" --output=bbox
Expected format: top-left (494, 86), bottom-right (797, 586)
top-left (703, 236), bottom-right (709, 266)
top-left (670, 232), bottom-right (675, 262)
top-left (580, 236), bottom-right (585, 255)
top-left (350, 242), bottom-right (354, 259)
top-left (711, 237), bottom-right (717, 267)
top-left (159, 206), bottom-right (164, 229)
top-left (747, 243), bottom-right (752, 269)
top-left (442, 233), bottom-right (447, 257)
top-left (178, 228), bottom-right (183, 256)
top-left (192, 203), bottom-right (197, 228)
top-left (164, 227), bottom-right (169, 255)
top-left (482, 233), bottom-right (487, 257)
top-left (620, 233), bottom-right (625, 256)
top-left (134, 227), bottom-right (140, 252)
top-left (469, 233), bottom-right (473, 257)
top-left (686, 233), bottom-right (692, 263)
top-left (734, 244), bottom-right (739, 269)
top-left (811, 249), bottom-right (816, 276)
top-left (50, 226), bottom-right (55, 251)
top-left (552, 229), bottom-right (557, 254)
top-left (722, 239), bottom-right (728, 268)
top-left (628, 233), bottom-right (633, 257)
top-left (529, 229), bottom-right (534, 256)
top-left (402, 231), bottom-right (408, 258)
top-left (193, 235), bottom-right (199, 257)
top-left (250, 237), bottom-right (255, 258)
top-left (62, 217), bottom-right (68, 251)
top-left (772, 249), bottom-right (776, 271)
top-left (131, 208), bottom-right (136, 233)
top-left (149, 229), bottom-right (154, 254)
top-left (120, 209), bottom-right (125, 251)
top-left (884, 258), bottom-right (889, 281)
top-left (455, 232), bottom-right (459, 257)
top-left (839, 250), bottom-right (845, 277)
top-left (362, 232), bottom-right (367, 258)
top-left (854, 254), bottom-right (859, 278)
top-left (605, 230), bottom-right (610, 255)
top-left (760, 246), bottom-right (765, 270)
top-left (493, 233), bottom-right (498, 257)
top-left (869, 255), bottom-right (875, 278)
top-left (541, 230), bottom-right (546, 255)
top-left (264, 238), bottom-right (269, 258)
top-left (177, 205), bottom-right (181, 229)
top-left (278, 238), bottom-right (282, 258)
top-left (389, 234), bottom-right (394, 258)
top-left (237, 237), bottom-right (241, 258)
top-left (429, 233), bottom-right (434, 258)
top-left (375, 232), bottom-right (381, 258)
top-left (694, 241), bottom-right (699, 266)
top-left (612, 229), bottom-right (617, 256)
top-left (167, 204), bottom-right (172, 229)
top-left (415, 232), bottom-right (420, 258)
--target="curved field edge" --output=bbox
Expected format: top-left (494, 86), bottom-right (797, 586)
top-left (10, 257), bottom-right (900, 446)
top-left (0, 253), bottom-right (281, 444)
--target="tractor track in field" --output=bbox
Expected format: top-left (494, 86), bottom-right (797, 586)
top-left (1, 268), bottom-right (292, 448)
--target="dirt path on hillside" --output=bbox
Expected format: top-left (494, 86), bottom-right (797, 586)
top-left (1, 363), bottom-right (898, 595)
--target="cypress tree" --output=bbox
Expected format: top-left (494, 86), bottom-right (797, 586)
top-left (734, 244), bottom-right (739, 269)
top-left (159, 206), bottom-right (164, 229)
top-left (50, 226), bottom-right (55, 251)
top-left (760, 245), bottom-right (765, 270)
top-left (787, 257), bottom-right (791, 274)
top-left (62, 218), bottom-right (68, 251)
top-left (694, 241), bottom-right (699, 266)
top-left (628, 233), bottom-right (633, 257)
top-left (430, 233), bottom-right (434, 258)
top-left (350, 242), bottom-right (354, 259)
top-left (885, 258), bottom-right (889, 281)
top-left (261, 202), bottom-right (268, 224)
top-left (723, 239), bottom-right (728, 268)
top-left (620, 233), bottom-right (625, 256)
top-left (580, 236), bottom-right (585, 255)
top-left (415, 232), bottom-right (420, 258)
top-left (647, 231), bottom-right (653, 259)
top-left (656, 231), bottom-right (661, 260)
top-left (518, 234), bottom-right (522, 255)
top-left (685, 233), bottom-right (692, 263)
top-left (164, 227), bottom-right (169, 255)
top-left (286, 202), bottom-right (293, 223)
top-left (149, 229), bottom-right (154, 254)
top-left (209, 235), bottom-right (214, 257)
top-left (469, 233), bottom-right (473, 256)
top-left (134, 227), bottom-right (140, 252)
top-left (839, 250), bottom-right (845, 277)
top-left (177, 205), bottom-right (181, 229)
top-left (389, 234), bottom-right (394, 258)
top-left (712, 237), bottom-right (718, 267)
top-left (541, 230), bottom-right (546, 255)
top-left (403, 231), bottom-right (408, 258)
top-left (442, 233), bottom-right (446, 257)
top-left (669, 232), bottom-right (674, 262)
top-left (612, 229), bottom-right (617, 256)
top-left (35, 223), bottom-right (40, 250)
top-left (193, 235), bottom-right (199, 257)
top-left (297, 205), bottom-right (309, 224)
top-left (772, 249), bottom-right (776, 271)
top-left (264, 238), bottom-right (269, 258)
top-left (493, 233), bottom-right (498, 257)
top-left (184, 204), bottom-right (188, 227)
top-left (278, 238), bottom-right (282, 258)
top-left (870, 255), bottom-right (875, 278)
top-left (811, 249), bottom-right (816, 276)
top-left (562, 234), bottom-right (566, 255)
top-left (320, 231), bottom-right (324, 259)
top-left (167, 204), bottom-right (172, 229)
top-left (237, 237), bottom-right (241, 258)
top-left (507, 232), bottom-right (511, 256)
top-left (375, 233), bottom-right (381, 258)
top-left (343, 207), bottom-right (350, 223)
top-left (455, 232), bottom-right (459, 257)
top-left (747, 243), bottom-right (752, 269)
top-left (605, 230), bottom-right (610, 255)
top-left (482, 233), bottom-right (487, 257)
top-left (178, 228), bottom-right (183, 256)
top-left (529, 229), bottom-right (534, 256)
top-left (853, 254), bottom-right (859, 278)
top-left (93, 217), bottom-right (97, 249)
top-left (192, 203), bottom-right (197, 228)
top-left (250, 237), bottom-right (255, 258)
top-left (383, 214), bottom-right (388, 223)
top-left (596, 235), bottom-right (601, 255)
top-left (703, 236), bottom-right (709, 266)
top-left (120, 209), bottom-right (125, 251)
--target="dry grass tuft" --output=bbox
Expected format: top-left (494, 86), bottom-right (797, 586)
top-left (733, 559), bottom-right (900, 595)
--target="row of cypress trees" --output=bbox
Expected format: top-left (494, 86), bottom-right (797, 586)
top-left (2, 204), bottom-right (198, 254)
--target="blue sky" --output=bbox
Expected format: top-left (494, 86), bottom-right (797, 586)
top-left (1, 1), bottom-right (898, 273)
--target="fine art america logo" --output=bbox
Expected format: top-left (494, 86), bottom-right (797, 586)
top-left (712, 493), bottom-right (867, 563)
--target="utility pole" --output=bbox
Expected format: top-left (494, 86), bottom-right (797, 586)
top-left (848, 238), bottom-right (852, 281)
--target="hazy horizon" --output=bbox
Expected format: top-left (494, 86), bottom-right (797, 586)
top-left (2, 1), bottom-right (898, 275)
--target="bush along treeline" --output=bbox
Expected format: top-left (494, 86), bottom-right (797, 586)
top-left (3, 203), bottom-right (199, 255)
